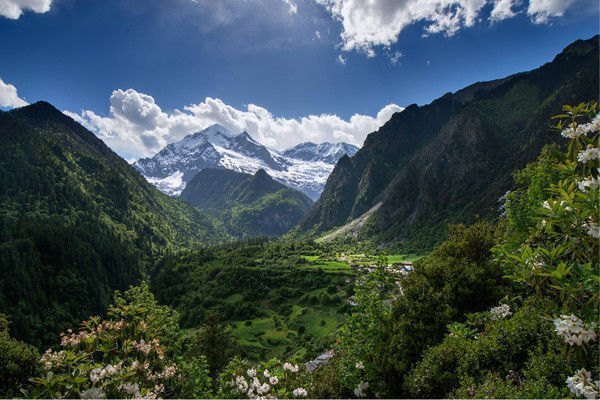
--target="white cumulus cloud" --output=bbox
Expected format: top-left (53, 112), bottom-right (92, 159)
top-left (0, 0), bottom-right (52, 19)
top-left (527, 0), bottom-right (576, 23)
top-left (490, 0), bottom-right (521, 22)
top-left (0, 77), bottom-right (28, 108)
top-left (315, 0), bottom-right (582, 56)
top-left (65, 88), bottom-right (403, 161)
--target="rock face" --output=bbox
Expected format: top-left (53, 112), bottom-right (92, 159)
top-left (295, 35), bottom-right (600, 250)
top-left (134, 124), bottom-right (358, 200)
top-left (180, 168), bottom-right (313, 237)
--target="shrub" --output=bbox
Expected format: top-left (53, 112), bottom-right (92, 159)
top-left (0, 314), bottom-right (40, 397)
top-left (29, 283), bottom-right (185, 399)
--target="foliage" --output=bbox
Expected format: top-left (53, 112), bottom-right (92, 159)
top-left (386, 222), bottom-right (506, 394)
top-left (218, 357), bottom-right (311, 399)
top-left (0, 314), bottom-right (40, 397)
top-left (0, 102), bottom-right (229, 347)
top-left (174, 355), bottom-right (213, 399)
top-left (180, 168), bottom-right (313, 237)
top-left (151, 239), bottom-right (353, 360)
top-left (404, 298), bottom-right (569, 398)
top-left (496, 102), bottom-right (599, 321)
top-left (396, 102), bottom-right (600, 399)
top-left (189, 313), bottom-right (239, 379)
top-left (501, 144), bottom-right (567, 244)
top-left (29, 284), bottom-right (185, 399)
top-left (331, 266), bottom-right (398, 397)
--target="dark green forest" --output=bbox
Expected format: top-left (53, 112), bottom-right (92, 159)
top-left (0, 102), bottom-right (229, 347)
top-left (180, 168), bottom-right (313, 237)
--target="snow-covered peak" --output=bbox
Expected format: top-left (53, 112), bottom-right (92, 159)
top-left (198, 123), bottom-right (236, 137)
top-left (173, 124), bottom-right (238, 150)
top-left (282, 142), bottom-right (359, 163)
top-left (135, 131), bottom-right (361, 200)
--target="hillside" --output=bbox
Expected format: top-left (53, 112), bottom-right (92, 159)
top-left (0, 102), bottom-right (229, 346)
top-left (295, 35), bottom-right (600, 251)
top-left (180, 168), bottom-right (313, 236)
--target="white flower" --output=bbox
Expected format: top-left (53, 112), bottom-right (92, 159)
top-left (354, 381), bottom-right (369, 398)
top-left (562, 115), bottom-right (600, 139)
top-left (236, 375), bottom-right (249, 393)
top-left (578, 177), bottom-right (600, 192)
top-left (120, 382), bottom-right (140, 397)
top-left (269, 376), bottom-right (279, 385)
top-left (89, 368), bottom-right (104, 383)
top-left (561, 124), bottom-right (587, 139)
top-left (527, 256), bottom-right (545, 272)
top-left (293, 387), bottom-right (308, 397)
top-left (583, 220), bottom-right (600, 239)
top-left (247, 368), bottom-right (257, 377)
top-left (159, 363), bottom-right (177, 379)
top-left (263, 369), bottom-right (270, 378)
top-left (490, 304), bottom-right (512, 320)
top-left (544, 200), bottom-right (574, 212)
top-left (81, 388), bottom-right (106, 399)
top-left (283, 362), bottom-right (299, 372)
top-left (104, 364), bottom-right (117, 375)
top-left (566, 369), bottom-right (600, 399)
top-left (577, 146), bottom-right (600, 163)
top-left (256, 382), bottom-right (270, 395)
top-left (591, 113), bottom-right (600, 133)
top-left (554, 315), bottom-right (597, 346)
top-left (251, 377), bottom-right (261, 389)
top-left (560, 200), bottom-right (572, 211)
top-left (355, 361), bottom-right (365, 370)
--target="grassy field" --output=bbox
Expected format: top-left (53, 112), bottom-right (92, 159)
top-left (385, 254), bottom-right (423, 263)
top-left (299, 255), bottom-right (353, 274)
top-left (233, 304), bottom-right (343, 361)
top-left (224, 252), bottom-right (423, 361)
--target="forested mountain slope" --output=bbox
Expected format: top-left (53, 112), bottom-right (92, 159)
top-left (180, 168), bottom-right (313, 236)
top-left (295, 36), bottom-right (599, 251)
top-left (0, 102), bottom-right (229, 346)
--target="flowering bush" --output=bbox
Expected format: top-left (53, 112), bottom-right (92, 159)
top-left (495, 102), bottom-right (599, 398)
top-left (29, 283), bottom-right (183, 399)
top-left (498, 102), bottom-right (598, 317)
top-left (218, 357), bottom-right (311, 399)
top-left (403, 103), bottom-right (599, 399)
top-left (331, 266), bottom-right (398, 397)
top-left (405, 298), bottom-right (569, 398)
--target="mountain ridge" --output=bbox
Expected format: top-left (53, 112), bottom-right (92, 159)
top-left (294, 35), bottom-right (600, 251)
top-left (0, 102), bottom-right (230, 346)
top-left (134, 125), bottom-right (359, 199)
top-left (180, 168), bottom-right (313, 236)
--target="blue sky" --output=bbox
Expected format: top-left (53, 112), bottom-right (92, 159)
top-left (0, 0), bottom-right (597, 159)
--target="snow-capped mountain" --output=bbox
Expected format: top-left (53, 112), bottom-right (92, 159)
top-left (134, 124), bottom-right (359, 200)
top-left (282, 142), bottom-right (360, 164)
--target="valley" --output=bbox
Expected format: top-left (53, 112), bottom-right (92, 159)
top-left (0, 34), bottom-right (598, 400)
